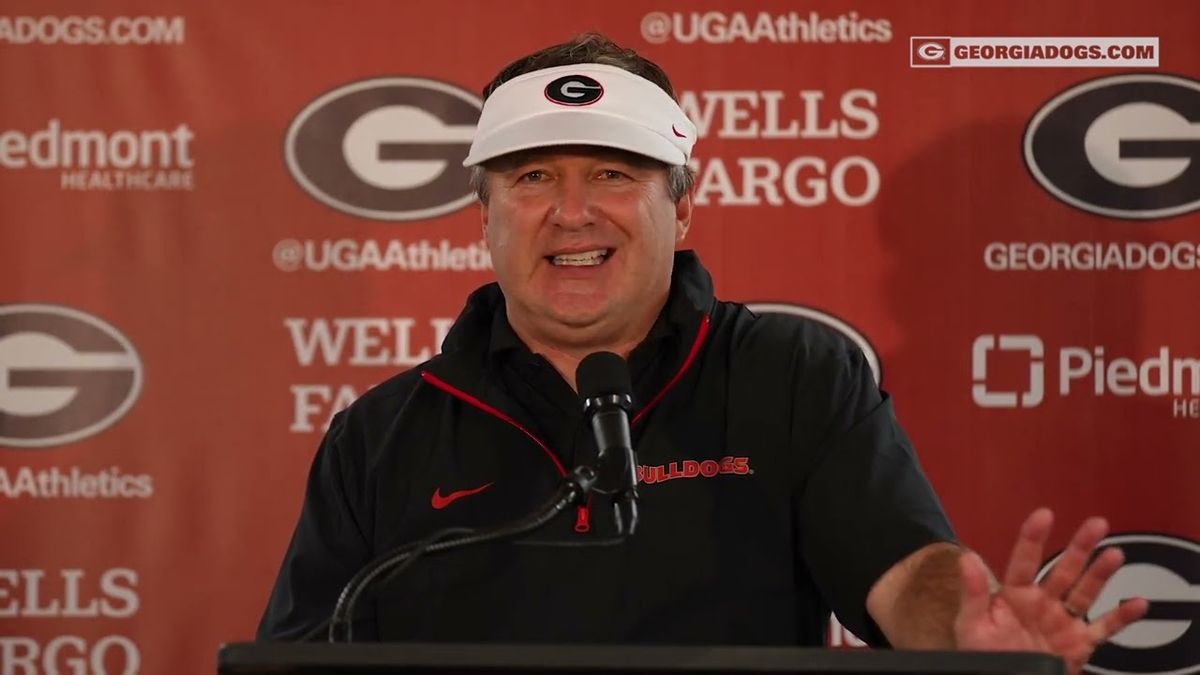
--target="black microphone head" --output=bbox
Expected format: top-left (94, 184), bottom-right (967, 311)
top-left (576, 351), bottom-right (632, 400)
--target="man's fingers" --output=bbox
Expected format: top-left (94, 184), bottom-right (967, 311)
top-left (1041, 517), bottom-right (1109, 600)
top-left (957, 551), bottom-right (993, 628)
top-left (1087, 597), bottom-right (1149, 644)
top-left (1004, 508), bottom-right (1054, 587)
top-left (1063, 546), bottom-right (1124, 617)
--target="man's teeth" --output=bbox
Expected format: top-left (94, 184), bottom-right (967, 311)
top-left (551, 249), bottom-right (608, 266)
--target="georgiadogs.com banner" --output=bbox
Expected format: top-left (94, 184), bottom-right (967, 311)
top-left (1, 1), bottom-right (1196, 672)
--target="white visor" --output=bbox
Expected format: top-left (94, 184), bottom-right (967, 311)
top-left (462, 63), bottom-right (697, 167)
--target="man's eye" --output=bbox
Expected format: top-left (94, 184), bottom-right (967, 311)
top-left (518, 170), bottom-right (545, 182)
top-left (599, 169), bottom-right (628, 180)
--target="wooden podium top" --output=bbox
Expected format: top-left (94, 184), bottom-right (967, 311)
top-left (219, 642), bottom-right (1065, 674)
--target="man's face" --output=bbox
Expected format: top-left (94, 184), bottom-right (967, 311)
top-left (481, 146), bottom-right (692, 346)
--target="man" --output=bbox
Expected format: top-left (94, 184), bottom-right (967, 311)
top-left (258, 34), bottom-right (1146, 671)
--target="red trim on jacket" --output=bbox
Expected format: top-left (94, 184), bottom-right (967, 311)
top-left (421, 371), bottom-right (587, 530)
top-left (633, 314), bottom-right (711, 426)
top-left (421, 371), bottom-right (567, 477)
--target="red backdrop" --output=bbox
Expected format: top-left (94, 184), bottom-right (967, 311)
top-left (1, 1), bottom-right (1196, 673)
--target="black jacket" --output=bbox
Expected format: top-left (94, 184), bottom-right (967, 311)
top-left (258, 251), bottom-right (954, 646)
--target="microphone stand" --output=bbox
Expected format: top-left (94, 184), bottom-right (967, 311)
top-left (313, 354), bottom-right (643, 643)
top-left (319, 463), bottom-right (604, 643)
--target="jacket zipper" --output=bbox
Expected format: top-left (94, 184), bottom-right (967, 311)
top-left (420, 314), bottom-right (711, 534)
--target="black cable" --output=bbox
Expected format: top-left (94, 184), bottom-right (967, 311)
top-left (327, 469), bottom-right (596, 642)
top-left (332, 525), bottom-right (476, 642)
top-left (296, 615), bottom-right (331, 643)
top-left (295, 525), bottom-right (473, 643)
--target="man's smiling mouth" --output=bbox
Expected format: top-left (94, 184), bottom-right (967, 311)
top-left (547, 248), bottom-right (612, 266)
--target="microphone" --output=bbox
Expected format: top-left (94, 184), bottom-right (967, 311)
top-left (576, 352), bottom-right (639, 535)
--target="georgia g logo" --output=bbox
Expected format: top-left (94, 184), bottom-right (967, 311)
top-left (909, 37), bottom-right (951, 67)
top-left (285, 77), bottom-right (482, 221)
top-left (0, 304), bottom-right (143, 448)
top-left (917, 42), bottom-right (946, 60)
top-left (1037, 532), bottom-right (1199, 674)
top-left (544, 75), bottom-right (604, 106)
top-left (1024, 74), bottom-right (1200, 220)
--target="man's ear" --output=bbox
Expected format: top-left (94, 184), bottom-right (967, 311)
top-left (674, 191), bottom-right (693, 243)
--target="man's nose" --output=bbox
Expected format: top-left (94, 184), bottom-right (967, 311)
top-left (547, 176), bottom-right (594, 230)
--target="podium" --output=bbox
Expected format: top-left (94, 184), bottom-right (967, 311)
top-left (217, 643), bottom-right (1065, 674)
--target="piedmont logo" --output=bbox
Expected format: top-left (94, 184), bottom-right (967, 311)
top-left (1024, 73), bottom-right (1200, 220)
top-left (0, 119), bottom-right (194, 191)
top-left (0, 305), bottom-right (142, 448)
top-left (972, 335), bottom-right (1045, 408)
top-left (1037, 532), bottom-right (1199, 675)
top-left (971, 334), bottom-right (1200, 418)
top-left (746, 303), bottom-right (882, 385)
top-left (285, 77), bottom-right (482, 221)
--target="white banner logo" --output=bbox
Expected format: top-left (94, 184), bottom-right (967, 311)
top-left (972, 335), bottom-right (1045, 408)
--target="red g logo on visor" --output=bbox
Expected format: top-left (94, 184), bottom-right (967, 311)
top-left (545, 75), bottom-right (604, 106)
